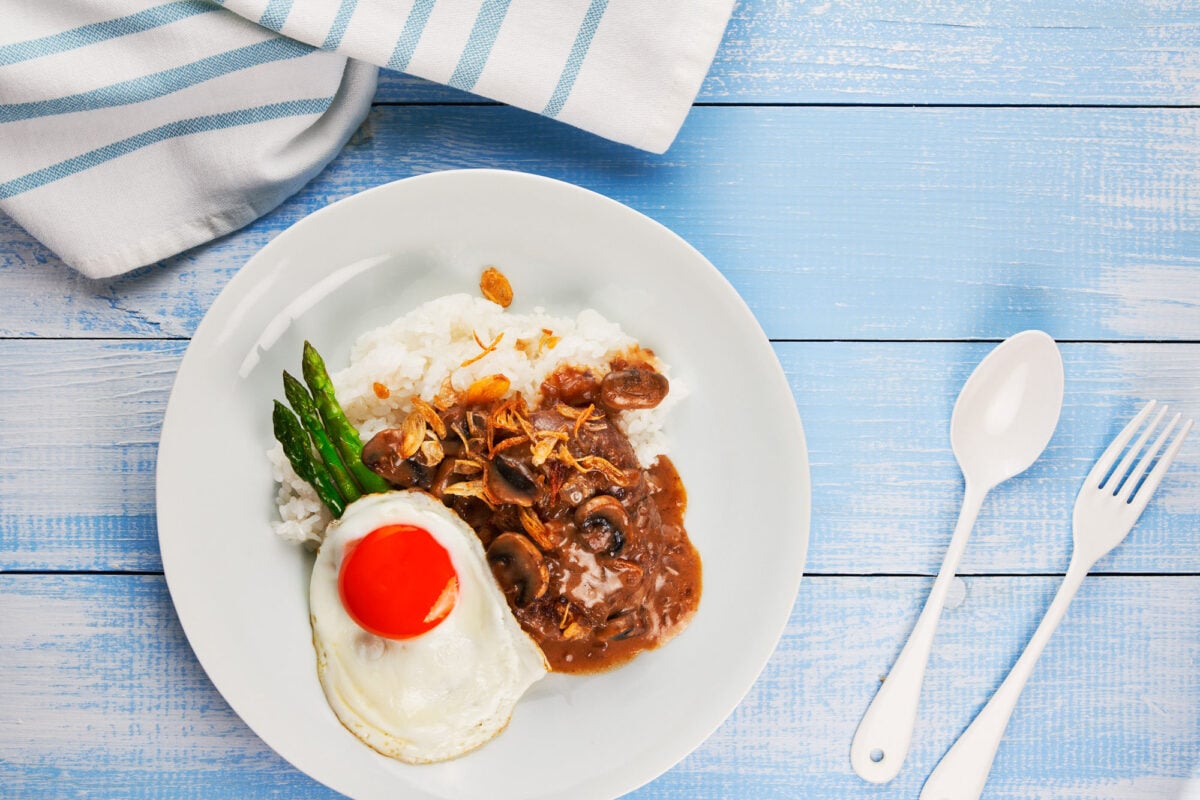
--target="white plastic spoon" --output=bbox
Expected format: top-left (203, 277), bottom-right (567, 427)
top-left (850, 330), bottom-right (1064, 783)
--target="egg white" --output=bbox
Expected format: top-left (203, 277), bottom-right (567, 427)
top-left (309, 490), bottom-right (548, 763)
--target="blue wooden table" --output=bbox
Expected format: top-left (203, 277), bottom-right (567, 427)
top-left (3, 2), bottom-right (1199, 797)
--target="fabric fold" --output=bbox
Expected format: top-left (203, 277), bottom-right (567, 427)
top-left (0, 0), bottom-right (733, 277)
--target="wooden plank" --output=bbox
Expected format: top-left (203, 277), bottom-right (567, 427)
top-left (0, 341), bottom-right (183, 572)
top-left (3, 106), bottom-right (1198, 341)
top-left (3, 340), bottom-right (1196, 574)
top-left (372, 0), bottom-right (1200, 106)
top-left (650, 574), bottom-right (1200, 799)
top-left (796, 342), bottom-right (1200, 577)
top-left (1, 574), bottom-right (1196, 798)
top-left (0, 574), bottom-right (338, 798)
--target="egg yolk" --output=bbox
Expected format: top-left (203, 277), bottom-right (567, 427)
top-left (338, 524), bottom-right (459, 639)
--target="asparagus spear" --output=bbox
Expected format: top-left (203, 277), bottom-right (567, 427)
top-left (282, 371), bottom-right (361, 504)
top-left (301, 340), bottom-right (392, 494)
top-left (272, 401), bottom-right (345, 517)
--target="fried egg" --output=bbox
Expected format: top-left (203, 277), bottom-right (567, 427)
top-left (309, 490), bottom-right (548, 763)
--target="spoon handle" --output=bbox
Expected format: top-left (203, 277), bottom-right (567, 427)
top-left (919, 558), bottom-right (1089, 800)
top-left (850, 482), bottom-right (988, 783)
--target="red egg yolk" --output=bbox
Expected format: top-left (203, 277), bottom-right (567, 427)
top-left (338, 524), bottom-right (459, 639)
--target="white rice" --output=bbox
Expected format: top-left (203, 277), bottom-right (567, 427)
top-left (270, 294), bottom-right (683, 545)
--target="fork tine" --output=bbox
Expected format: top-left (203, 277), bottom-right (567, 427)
top-left (1117, 412), bottom-right (1179, 502)
top-left (1128, 418), bottom-right (1193, 515)
top-left (1106, 404), bottom-right (1167, 493)
top-left (1086, 400), bottom-right (1157, 489)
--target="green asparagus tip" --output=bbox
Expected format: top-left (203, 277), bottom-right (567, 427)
top-left (282, 369), bottom-right (304, 396)
top-left (300, 341), bottom-right (322, 385)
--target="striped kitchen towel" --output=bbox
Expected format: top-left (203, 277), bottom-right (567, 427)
top-left (0, 1), bottom-right (735, 280)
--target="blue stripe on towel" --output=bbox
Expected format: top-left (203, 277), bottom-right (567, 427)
top-left (448, 0), bottom-right (513, 91)
top-left (386, 0), bottom-right (435, 71)
top-left (259, 0), bottom-right (295, 31)
top-left (543, 0), bottom-right (608, 117)
top-left (0, 98), bottom-right (331, 200)
top-left (0, 1), bottom-right (215, 67)
top-left (0, 38), bottom-right (313, 124)
top-left (322, 0), bottom-right (360, 49)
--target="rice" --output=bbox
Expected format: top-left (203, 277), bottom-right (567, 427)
top-left (270, 294), bottom-right (684, 545)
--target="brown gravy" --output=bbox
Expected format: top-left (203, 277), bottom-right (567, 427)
top-left (521, 455), bottom-right (701, 672)
top-left (361, 362), bottom-right (702, 673)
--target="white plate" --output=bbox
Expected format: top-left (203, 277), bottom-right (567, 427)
top-left (157, 169), bottom-right (809, 800)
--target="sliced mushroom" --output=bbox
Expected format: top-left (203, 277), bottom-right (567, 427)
top-left (429, 458), bottom-right (463, 498)
top-left (486, 533), bottom-right (549, 607)
top-left (485, 453), bottom-right (539, 507)
top-left (598, 607), bottom-right (647, 641)
top-left (362, 428), bottom-right (433, 487)
top-left (598, 367), bottom-right (669, 411)
top-left (574, 494), bottom-right (629, 555)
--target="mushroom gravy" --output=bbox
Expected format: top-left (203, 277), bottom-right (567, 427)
top-left (361, 360), bottom-right (702, 673)
top-left (521, 453), bottom-right (700, 672)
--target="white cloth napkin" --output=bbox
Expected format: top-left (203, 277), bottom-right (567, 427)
top-left (0, 0), bottom-right (734, 279)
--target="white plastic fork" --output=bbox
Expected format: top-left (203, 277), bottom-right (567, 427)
top-left (920, 400), bottom-right (1193, 800)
